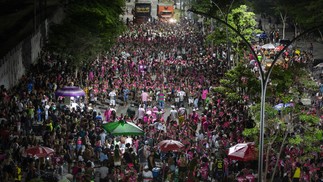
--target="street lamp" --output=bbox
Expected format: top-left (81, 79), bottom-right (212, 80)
top-left (188, 8), bottom-right (323, 182)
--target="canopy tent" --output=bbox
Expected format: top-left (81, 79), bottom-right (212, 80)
top-left (102, 120), bottom-right (144, 136)
top-left (55, 86), bottom-right (85, 97)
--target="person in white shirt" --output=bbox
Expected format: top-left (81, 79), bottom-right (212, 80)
top-left (109, 90), bottom-right (117, 106)
top-left (169, 105), bottom-right (178, 124)
top-left (97, 160), bottom-right (109, 181)
top-left (177, 90), bottom-right (186, 107)
top-left (99, 130), bottom-right (107, 145)
top-left (142, 165), bottom-right (153, 182)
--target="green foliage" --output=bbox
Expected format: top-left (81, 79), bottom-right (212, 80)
top-left (217, 63), bottom-right (260, 102)
top-left (242, 127), bottom-right (258, 138)
top-left (213, 86), bottom-right (226, 94)
top-left (47, 0), bottom-right (126, 69)
top-left (315, 129), bottom-right (323, 140)
top-left (226, 92), bottom-right (240, 102)
top-left (227, 5), bottom-right (260, 45)
top-left (299, 114), bottom-right (320, 124)
top-left (302, 0), bottom-right (323, 26)
top-left (249, 103), bottom-right (278, 121)
top-left (288, 134), bottom-right (303, 145)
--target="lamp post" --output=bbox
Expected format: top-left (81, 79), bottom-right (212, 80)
top-left (188, 8), bottom-right (323, 182)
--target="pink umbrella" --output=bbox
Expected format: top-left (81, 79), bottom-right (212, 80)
top-left (228, 143), bottom-right (257, 161)
top-left (158, 140), bottom-right (184, 152)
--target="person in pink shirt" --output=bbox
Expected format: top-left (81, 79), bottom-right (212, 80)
top-left (201, 88), bottom-right (208, 107)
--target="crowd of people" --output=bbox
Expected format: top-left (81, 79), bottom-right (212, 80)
top-left (0, 15), bottom-right (322, 182)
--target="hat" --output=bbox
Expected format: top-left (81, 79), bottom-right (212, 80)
top-left (171, 105), bottom-right (175, 108)
top-left (144, 165), bottom-right (149, 169)
top-left (192, 108), bottom-right (196, 111)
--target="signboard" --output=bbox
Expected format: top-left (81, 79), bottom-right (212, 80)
top-left (135, 3), bottom-right (151, 17)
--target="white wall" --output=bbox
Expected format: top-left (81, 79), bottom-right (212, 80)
top-left (0, 8), bottom-right (65, 89)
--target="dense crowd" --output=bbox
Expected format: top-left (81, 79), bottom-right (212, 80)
top-left (0, 17), bottom-right (322, 182)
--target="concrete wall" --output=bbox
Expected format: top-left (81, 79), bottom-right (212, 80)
top-left (0, 8), bottom-right (64, 89)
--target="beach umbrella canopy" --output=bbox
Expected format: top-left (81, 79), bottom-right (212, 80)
top-left (228, 143), bottom-right (257, 161)
top-left (55, 86), bottom-right (85, 97)
top-left (158, 140), bottom-right (184, 152)
top-left (102, 120), bottom-right (144, 136)
top-left (261, 43), bottom-right (275, 49)
top-left (25, 146), bottom-right (55, 158)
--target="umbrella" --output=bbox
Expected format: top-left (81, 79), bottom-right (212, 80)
top-left (275, 45), bottom-right (284, 51)
top-left (315, 63), bottom-right (323, 68)
top-left (274, 103), bottom-right (294, 110)
top-left (157, 140), bottom-right (184, 152)
top-left (228, 143), bottom-right (257, 161)
top-left (261, 43), bottom-right (275, 49)
top-left (256, 32), bottom-right (268, 39)
top-left (274, 103), bottom-right (284, 110)
top-left (55, 86), bottom-right (85, 97)
top-left (102, 120), bottom-right (144, 136)
top-left (25, 146), bottom-right (55, 158)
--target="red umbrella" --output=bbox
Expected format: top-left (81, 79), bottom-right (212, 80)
top-left (275, 45), bottom-right (285, 52)
top-left (158, 140), bottom-right (184, 152)
top-left (228, 143), bottom-right (257, 161)
top-left (25, 146), bottom-right (55, 158)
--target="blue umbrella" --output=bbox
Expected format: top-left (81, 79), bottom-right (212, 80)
top-left (256, 32), bottom-right (268, 39)
top-left (274, 103), bottom-right (284, 110)
top-left (274, 103), bottom-right (294, 110)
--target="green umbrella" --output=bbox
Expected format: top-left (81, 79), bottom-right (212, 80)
top-left (102, 120), bottom-right (144, 136)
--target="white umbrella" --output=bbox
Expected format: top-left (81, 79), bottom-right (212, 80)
top-left (261, 43), bottom-right (275, 49)
top-left (315, 63), bottom-right (323, 68)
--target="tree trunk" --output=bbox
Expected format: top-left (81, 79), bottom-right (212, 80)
top-left (270, 130), bottom-right (289, 182)
top-left (279, 12), bottom-right (287, 40)
top-left (75, 67), bottom-right (78, 79)
top-left (265, 135), bottom-right (277, 182)
top-left (294, 23), bottom-right (297, 39)
top-left (318, 29), bottom-right (323, 41)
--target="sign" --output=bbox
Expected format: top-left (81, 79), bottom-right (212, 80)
top-left (135, 3), bottom-right (151, 17)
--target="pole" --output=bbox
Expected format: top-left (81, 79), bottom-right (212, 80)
top-left (258, 80), bottom-right (267, 181)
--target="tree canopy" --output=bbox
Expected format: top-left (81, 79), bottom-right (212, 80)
top-left (47, 0), bottom-right (126, 68)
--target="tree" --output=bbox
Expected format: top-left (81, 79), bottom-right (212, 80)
top-left (213, 63), bottom-right (260, 103)
top-left (290, 0), bottom-right (323, 40)
top-left (214, 57), bottom-right (319, 181)
top-left (226, 5), bottom-right (261, 64)
top-left (244, 100), bottom-right (321, 182)
top-left (47, 0), bottom-right (126, 69)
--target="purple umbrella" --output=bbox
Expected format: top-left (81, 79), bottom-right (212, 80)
top-left (55, 86), bottom-right (85, 97)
